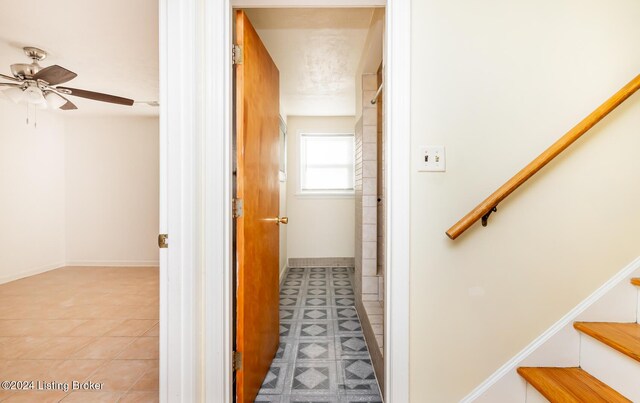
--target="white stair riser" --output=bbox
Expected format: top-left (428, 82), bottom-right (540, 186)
top-left (465, 257), bottom-right (640, 403)
top-left (636, 287), bottom-right (639, 322)
top-left (526, 383), bottom-right (551, 403)
top-left (579, 335), bottom-right (640, 401)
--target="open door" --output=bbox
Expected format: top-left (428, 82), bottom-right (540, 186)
top-left (234, 10), bottom-right (282, 403)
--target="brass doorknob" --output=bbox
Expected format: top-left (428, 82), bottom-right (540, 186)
top-left (266, 216), bottom-right (288, 225)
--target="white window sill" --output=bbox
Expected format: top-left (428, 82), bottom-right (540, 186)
top-left (295, 191), bottom-right (355, 199)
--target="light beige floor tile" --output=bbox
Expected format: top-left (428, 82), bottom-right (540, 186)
top-left (0, 267), bottom-right (159, 399)
top-left (142, 324), bottom-right (158, 337)
top-left (0, 337), bottom-right (47, 359)
top-left (123, 306), bottom-right (158, 320)
top-left (66, 320), bottom-right (123, 337)
top-left (21, 337), bottom-right (93, 359)
top-left (0, 359), bottom-right (61, 379)
top-left (61, 391), bottom-right (122, 402)
top-left (3, 390), bottom-right (68, 402)
top-left (116, 337), bottom-right (159, 360)
top-left (104, 294), bottom-right (156, 307)
top-left (71, 337), bottom-right (135, 359)
top-left (45, 360), bottom-right (105, 384)
top-left (130, 366), bottom-right (159, 391)
top-left (106, 320), bottom-right (157, 337)
top-left (90, 360), bottom-right (154, 391)
top-left (119, 391), bottom-right (159, 403)
top-left (0, 388), bottom-right (15, 400)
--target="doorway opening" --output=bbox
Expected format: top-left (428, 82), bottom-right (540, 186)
top-left (232, 7), bottom-right (386, 402)
top-left (0, 1), bottom-right (160, 401)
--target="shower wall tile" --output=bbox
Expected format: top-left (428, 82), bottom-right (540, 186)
top-left (362, 259), bottom-right (377, 277)
top-left (363, 108), bottom-right (377, 126)
top-left (363, 242), bottom-right (376, 260)
top-left (363, 207), bottom-right (377, 225)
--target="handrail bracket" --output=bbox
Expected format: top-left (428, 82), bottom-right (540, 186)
top-left (481, 206), bottom-right (498, 227)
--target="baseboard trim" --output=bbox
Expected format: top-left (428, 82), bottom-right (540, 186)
top-left (65, 260), bottom-right (160, 267)
top-left (461, 255), bottom-right (640, 402)
top-left (0, 262), bottom-right (65, 285)
top-left (288, 257), bottom-right (355, 267)
top-left (280, 264), bottom-right (288, 285)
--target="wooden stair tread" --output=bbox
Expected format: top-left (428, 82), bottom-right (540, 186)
top-left (574, 322), bottom-right (640, 362)
top-left (517, 367), bottom-right (630, 402)
top-left (631, 278), bottom-right (640, 287)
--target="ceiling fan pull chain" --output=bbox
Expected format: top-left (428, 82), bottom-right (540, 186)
top-left (25, 104), bottom-right (29, 126)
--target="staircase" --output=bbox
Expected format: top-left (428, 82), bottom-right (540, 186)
top-left (518, 278), bottom-right (640, 402)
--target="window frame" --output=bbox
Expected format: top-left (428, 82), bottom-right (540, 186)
top-left (298, 132), bottom-right (356, 196)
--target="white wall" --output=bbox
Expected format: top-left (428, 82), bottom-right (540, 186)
top-left (409, 0), bottom-right (640, 401)
top-left (0, 102), bottom-right (66, 282)
top-left (0, 107), bottom-right (159, 282)
top-left (279, 175), bottom-right (288, 277)
top-left (65, 117), bottom-right (159, 266)
top-left (286, 116), bottom-right (355, 259)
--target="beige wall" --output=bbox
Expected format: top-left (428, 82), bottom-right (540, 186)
top-left (355, 8), bottom-right (384, 122)
top-left (65, 117), bottom-right (159, 266)
top-left (0, 102), bottom-right (66, 282)
top-left (286, 116), bottom-right (356, 259)
top-left (409, 0), bottom-right (640, 401)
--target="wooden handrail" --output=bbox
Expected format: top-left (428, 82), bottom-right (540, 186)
top-left (446, 74), bottom-right (640, 240)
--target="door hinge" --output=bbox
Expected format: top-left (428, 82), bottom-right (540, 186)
top-left (233, 198), bottom-right (244, 218)
top-left (158, 234), bottom-right (168, 249)
top-left (233, 351), bottom-right (242, 371)
top-left (232, 44), bottom-right (243, 65)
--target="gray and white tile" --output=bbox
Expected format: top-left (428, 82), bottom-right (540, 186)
top-left (258, 267), bottom-right (382, 401)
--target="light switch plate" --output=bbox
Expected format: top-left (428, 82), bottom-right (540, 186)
top-left (418, 145), bottom-right (446, 172)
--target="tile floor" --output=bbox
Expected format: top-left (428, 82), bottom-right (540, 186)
top-left (256, 267), bottom-right (383, 403)
top-left (0, 267), bottom-right (159, 402)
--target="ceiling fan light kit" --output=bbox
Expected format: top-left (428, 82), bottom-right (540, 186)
top-left (44, 91), bottom-right (66, 109)
top-left (23, 86), bottom-right (45, 104)
top-left (0, 46), bottom-right (135, 112)
top-left (2, 86), bottom-right (24, 103)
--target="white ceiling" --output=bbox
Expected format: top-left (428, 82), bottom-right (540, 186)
top-left (244, 8), bottom-right (374, 117)
top-left (0, 0), bottom-right (158, 117)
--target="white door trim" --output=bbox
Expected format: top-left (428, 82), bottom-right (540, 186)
top-left (160, 0), bottom-right (202, 401)
top-left (384, 1), bottom-right (411, 401)
top-left (187, 0), bottom-right (411, 402)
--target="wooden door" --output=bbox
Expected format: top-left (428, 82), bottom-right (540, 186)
top-left (234, 10), bottom-right (281, 403)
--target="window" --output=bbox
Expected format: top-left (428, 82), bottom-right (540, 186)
top-left (300, 133), bottom-right (355, 194)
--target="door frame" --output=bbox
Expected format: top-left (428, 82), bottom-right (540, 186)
top-left (161, 0), bottom-right (411, 401)
top-left (160, 0), bottom-right (229, 401)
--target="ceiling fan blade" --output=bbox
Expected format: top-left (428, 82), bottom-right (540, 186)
top-left (60, 96), bottom-right (78, 110)
top-left (33, 65), bottom-right (77, 85)
top-left (0, 73), bottom-right (20, 82)
top-left (56, 86), bottom-right (134, 106)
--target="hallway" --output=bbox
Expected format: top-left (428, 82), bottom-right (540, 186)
top-left (256, 266), bottom-right (383, 402)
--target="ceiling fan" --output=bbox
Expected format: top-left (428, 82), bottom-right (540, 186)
top-left (0, 46), bottom-right (134, 110)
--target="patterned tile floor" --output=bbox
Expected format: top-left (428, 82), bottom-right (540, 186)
top-left (256, 267), bottom-right (383, 403)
